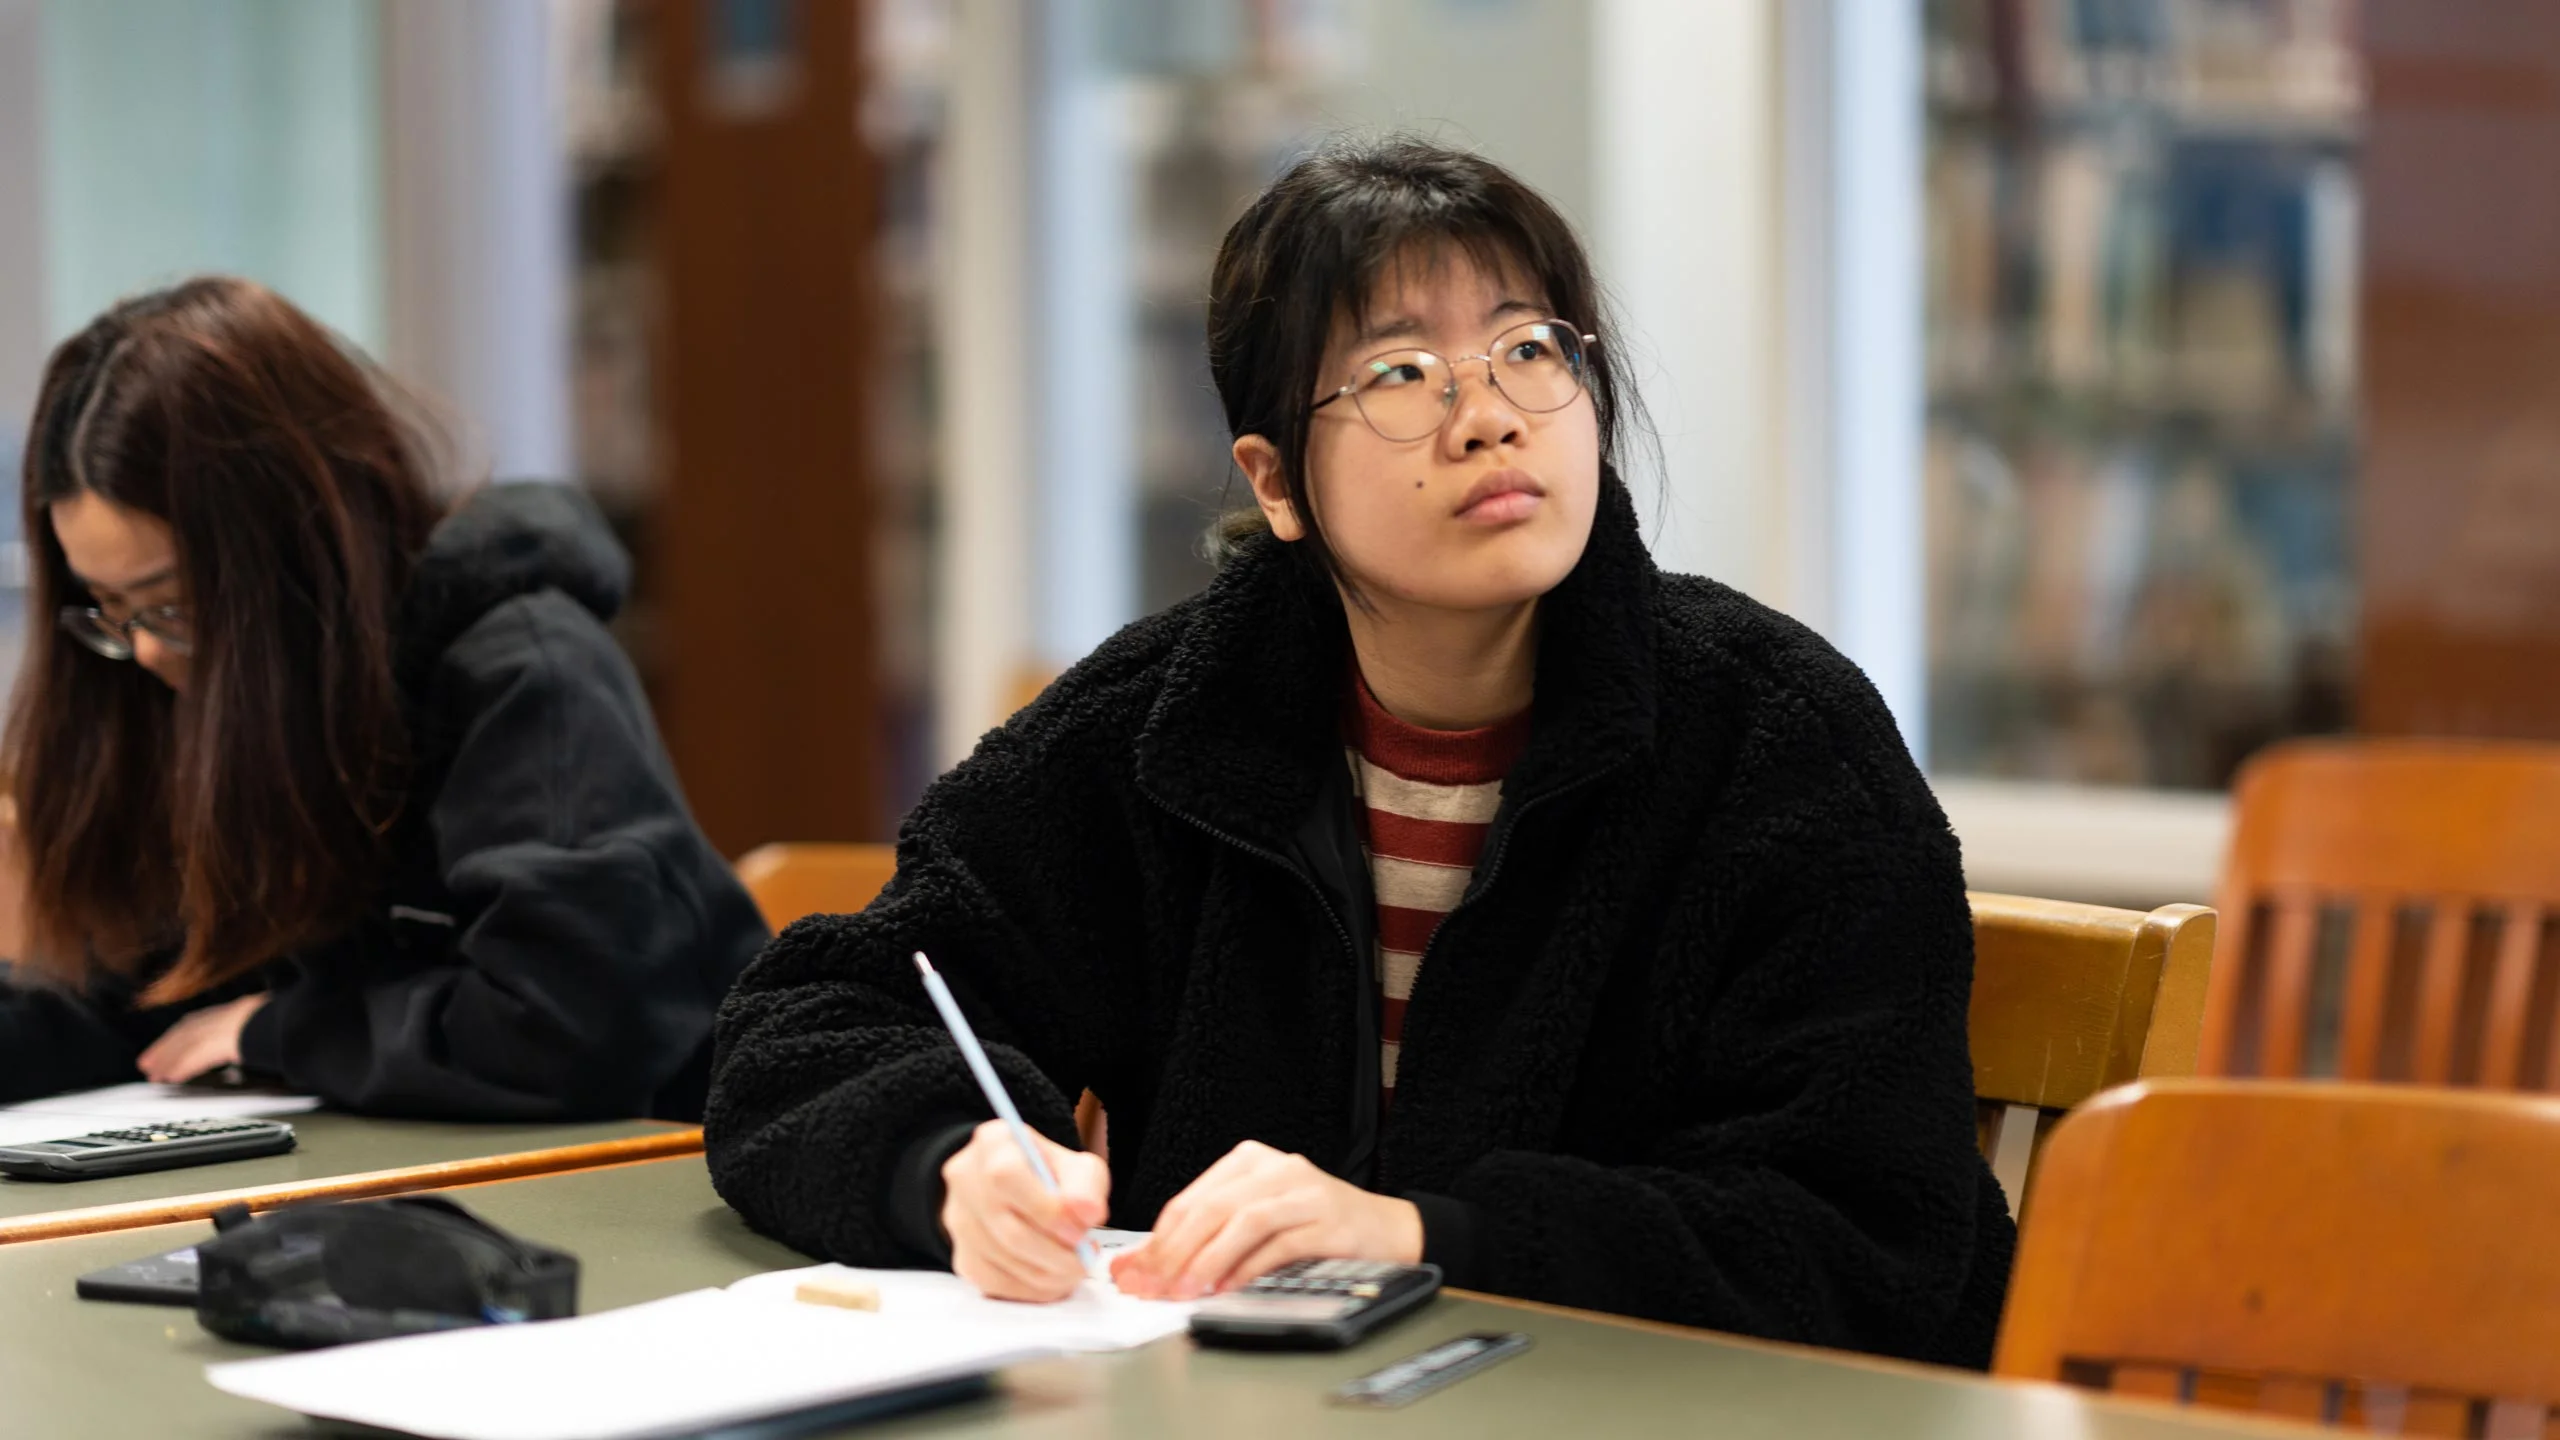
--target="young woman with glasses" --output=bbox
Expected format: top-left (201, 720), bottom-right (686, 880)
top-left (0, 277), bottom-right (768, 1120)
top-left (707, 138), bottom-right (2012, 1364)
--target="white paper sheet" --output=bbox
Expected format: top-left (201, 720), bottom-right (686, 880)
top-left (727, 1262), bottom-right (1195, 1353)
top-left (207, 1256), bottom-right (1198, 1440)
top-left (0, 1082), bottom-right (319, 1147)
top-left (210, 1289), bottom-right (1048, 1440)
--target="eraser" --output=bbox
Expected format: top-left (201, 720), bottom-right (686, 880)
top-left (793, 1276), bottom-right (883, 1312)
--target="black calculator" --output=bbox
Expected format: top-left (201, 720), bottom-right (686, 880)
top-left (1188, 1258), bottom-right (1442, 1349)
top-left (0, 1118), bottom-right (296, 1181)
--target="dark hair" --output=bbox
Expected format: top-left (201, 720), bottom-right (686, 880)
top-left (1206, 135), bottom-right (1641, 587)
top-left (5, 277), bottom-right (444, 1004)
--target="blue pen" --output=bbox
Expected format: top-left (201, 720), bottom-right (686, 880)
top-left (912, 952), bottom-right (1102, 1274)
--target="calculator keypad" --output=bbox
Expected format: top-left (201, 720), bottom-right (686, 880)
top-left (1242, 1259), bottom-right (1410, 1297)
top-left (1191, 1257), bottom-right (1443, 1349)
top-left (87, 1121), bottom-right (273, 1144)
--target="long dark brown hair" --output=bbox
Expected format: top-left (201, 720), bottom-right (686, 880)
top-left (5, 277), bottom-right (443, 1004)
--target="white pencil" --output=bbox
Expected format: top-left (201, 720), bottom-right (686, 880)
top-left (912, 951), bottom-right (1102, 1273)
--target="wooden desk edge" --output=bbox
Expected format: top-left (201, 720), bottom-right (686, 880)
top-left (1448, 1288), bottom-right (2331, 1438)
top-left (1448, 1285), bottom-right (1948, 1379)
top-left (0, 1126), bottom-right (704, 1244)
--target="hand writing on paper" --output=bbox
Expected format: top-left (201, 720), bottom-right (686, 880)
top-left (1110, 1140), bottom-right (1421, 1300)
top-left (136, 994), bottom-right (269, 1084)
top-left (941, 1119), bottom-right (1111, 1303)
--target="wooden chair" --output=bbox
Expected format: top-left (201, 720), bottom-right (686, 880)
top-left (2200, 739), bottom-right (2560, 1089)
top-left (1966, 892), bottom-right (2216, 1212)
top-left (1996, 1078), bottom-right (2560, 1434)
top-left (734, 842), bottom-right (901, 934)
top-left (733, 840), bottom-right (1109, 1155)
top-left (726, 869), bottom-right (2213, 1187)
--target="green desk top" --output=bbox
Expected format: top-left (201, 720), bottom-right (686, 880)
top-left (0, 1113), bottom-right (682, 1224)
top-left (0, 1158), bottom-right (2318, 1440)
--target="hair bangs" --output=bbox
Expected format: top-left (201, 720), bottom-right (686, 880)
top-left (1205, 133), bottom-right (1647, 593)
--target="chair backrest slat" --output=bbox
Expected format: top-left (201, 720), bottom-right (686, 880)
top-left (2527, 918), bottom-right (2560, 1091)
top-left (2335, 895), bottom-right (2399, 1079)
top-left (2411, 903), bottom-right (2472, 1084)
top-left (2257, 895), bottom-right (2321, 1079)
top-left (2482, 905), bottom-right (2546, 1088)
top-left (2204, 741), bottom-right (2560, 1088)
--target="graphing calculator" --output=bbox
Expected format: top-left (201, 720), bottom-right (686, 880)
top-left (0, 1118), bottom-right (296, 1181)
top-left (1187, 1259), bottom-right (1442, 1350)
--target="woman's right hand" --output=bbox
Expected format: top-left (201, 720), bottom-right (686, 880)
top-left (939, 1119), bottom-right (1110, 1302)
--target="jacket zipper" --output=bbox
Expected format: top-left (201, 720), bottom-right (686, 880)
top-left (1141, 787), bottom-right (1375, 1177)
top-left (1386, 758), bottom-right (1629, 1135)
top-left (1420, 758), bottom-right (1626, 954)
top-left (1140, 790), bottom-right (1363, 969)
top-left (1143, 755), bottom-right (1627, 1180)
top-left (1142, 753), bottom-right (1627, 978)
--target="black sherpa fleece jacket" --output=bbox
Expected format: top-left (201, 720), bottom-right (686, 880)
top-left (0, 483), bottom-right (769, 1121)
top-left (704, 477), bottom-right (2015, 1366)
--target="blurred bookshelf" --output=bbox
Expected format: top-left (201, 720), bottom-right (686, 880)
top-left (558, 0), bottom-right (666, 687)
top-left (865, 0), bottom-right (948, 817)
top-left (1108, 8), bottom-right (1349, 617)
top-left (1922, 0), bottom-right (2362, 791)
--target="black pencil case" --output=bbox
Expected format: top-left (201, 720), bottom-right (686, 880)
top-left (194, 1193), bottom-right (579, 1349)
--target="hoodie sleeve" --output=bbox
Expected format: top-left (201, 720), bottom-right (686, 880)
top-left (0, 970), bottom-right (154, 1101)
top-left (702, 702), bottom-right (1143, 1268)
top-left (2, 963), bottom-right (272, 1103)
top-left (237, 591), bottom-right (769, 1120)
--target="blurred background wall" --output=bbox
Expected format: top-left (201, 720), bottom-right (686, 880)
top-left (1, 0), bottom-right (2554, 910)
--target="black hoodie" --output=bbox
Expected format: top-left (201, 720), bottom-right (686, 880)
top-left (704, 478), bottom-right (2016, 1367)
top-left (0, 483), bottom-right (768, 1121)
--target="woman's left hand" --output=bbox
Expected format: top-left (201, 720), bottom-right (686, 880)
top-left (136, 994), bottom-right (269, 1084)
top-left (1110, 1140), bottom-right (1422, 1299)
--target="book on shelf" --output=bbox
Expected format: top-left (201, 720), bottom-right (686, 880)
top-left (1927, 0), bottom-right (2362, 120)
top-left (1926, 124), bottom-right (2358, 421)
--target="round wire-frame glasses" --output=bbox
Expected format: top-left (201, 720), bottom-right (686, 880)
top-left (59, 604), bottom-right (194, 660)
top-left (1310, 317), bottom-right (1596, 442)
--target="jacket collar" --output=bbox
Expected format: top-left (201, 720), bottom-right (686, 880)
top-left (1135, 474), bottom-right (1660, 850)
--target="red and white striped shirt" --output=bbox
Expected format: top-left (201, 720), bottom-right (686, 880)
top-left (1343, 674), bottom-right (1532, 1111)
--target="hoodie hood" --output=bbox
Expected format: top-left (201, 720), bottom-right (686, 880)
top-left (398, 482), bottom-right (631, 687)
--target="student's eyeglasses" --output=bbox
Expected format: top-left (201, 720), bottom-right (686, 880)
top-left (59, 604), bottom-right (195, 660)
top-left (1309, 318), bottom-right (1596, 443)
